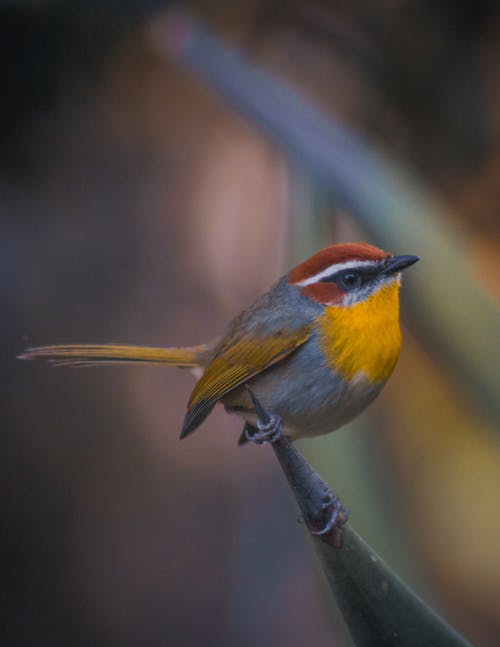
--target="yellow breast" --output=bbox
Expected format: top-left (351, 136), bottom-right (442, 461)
top-left (318, 282), bottom-right (402, 383)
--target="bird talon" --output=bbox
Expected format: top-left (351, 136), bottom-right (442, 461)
top-left (259, 414), bottom-right (283, 443)
top-left (244, 414), bottom-right (283, 445)
top-left (244, 386), bottom-right (283, 445)
top-left (321, 491), bottom-right (339, 509)
top-left (310, 491), bottom-right (349, 536)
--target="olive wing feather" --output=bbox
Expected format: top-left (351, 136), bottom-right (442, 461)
top-left (180, 326), bottom-right (310, 438)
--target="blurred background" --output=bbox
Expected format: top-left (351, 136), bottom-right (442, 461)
top-left (2, 1), bottom-right (499, 646)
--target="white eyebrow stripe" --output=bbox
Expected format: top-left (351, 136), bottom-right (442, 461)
top-left (294, 259), bottom-right (379, 286)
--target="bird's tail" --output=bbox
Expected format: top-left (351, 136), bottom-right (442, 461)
top-left (17, 343), bottom-right (211, 368)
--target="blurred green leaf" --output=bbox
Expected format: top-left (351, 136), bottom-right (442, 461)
top-left (314, 525), bottom-right (473, 647)
top-left (269, 423), bottom-right (473, 647)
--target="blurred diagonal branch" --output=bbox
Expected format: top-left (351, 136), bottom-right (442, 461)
top-left (151, 11), bottom-right (499, 425)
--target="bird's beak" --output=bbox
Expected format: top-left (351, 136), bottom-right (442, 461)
top-left (381, 255), bottom-right (419, 276)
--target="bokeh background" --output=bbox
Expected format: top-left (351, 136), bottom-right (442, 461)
top-left (2, 2), bottom-right (499, 646)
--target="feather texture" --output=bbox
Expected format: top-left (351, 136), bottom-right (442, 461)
top-left (18, 344), bottom-right (211, 367)
top-left (181, 326), bottom-right (311, 438)
top-left (319, 282), bottom-right (402, 382)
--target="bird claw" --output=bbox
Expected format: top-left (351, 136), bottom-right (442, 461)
top-left (244, 414), bottom-right (283, 445)
top-left (309, 489), bottom-right (349, 536)
top-left (244, 385), bottom-right (283, 445)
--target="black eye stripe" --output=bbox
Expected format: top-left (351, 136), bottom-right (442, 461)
top-left (319, 267), bottom-right (378, 285)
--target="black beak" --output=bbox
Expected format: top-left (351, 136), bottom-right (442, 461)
top-left (381, 254), bottom-right (419, 276)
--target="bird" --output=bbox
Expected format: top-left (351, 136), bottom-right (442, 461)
top-left (19, 242), bottom-right (418, 445)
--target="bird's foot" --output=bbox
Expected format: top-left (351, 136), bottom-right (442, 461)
top-left (309, 490), bottom-right (349, 537)
top-left (244, 385), bottom-right (283, 445)
top-left (296, 492), bottom-right (349, 533)
top-left (244, 417), bottom-right (283, 445)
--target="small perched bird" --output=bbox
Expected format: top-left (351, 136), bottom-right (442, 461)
top-left (19, 242), bottom-right (418, 444)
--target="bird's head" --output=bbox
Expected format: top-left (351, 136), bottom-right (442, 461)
top-left (288, 242), bottom-right (418, 306)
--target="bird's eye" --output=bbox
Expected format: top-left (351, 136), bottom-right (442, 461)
top-left (339, 271), bottom-right (362, 290)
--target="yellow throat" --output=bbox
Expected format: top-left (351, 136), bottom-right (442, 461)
top-left (318, 281), bottom-right (402, 383)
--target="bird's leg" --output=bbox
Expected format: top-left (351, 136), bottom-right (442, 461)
top-left (245, 385), bottom-right (348, 548)
top-left (244, 386), bottom-right (283, 445)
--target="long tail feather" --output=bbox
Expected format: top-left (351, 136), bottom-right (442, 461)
top-left (17, 344), bottom-right (209, 368)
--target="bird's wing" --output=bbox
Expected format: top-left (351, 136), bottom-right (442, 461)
top-left (180, 326), bottom-right (310, 437)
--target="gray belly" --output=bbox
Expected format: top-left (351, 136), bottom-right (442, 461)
top-left (223, 338), bottom-right (385, 439)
